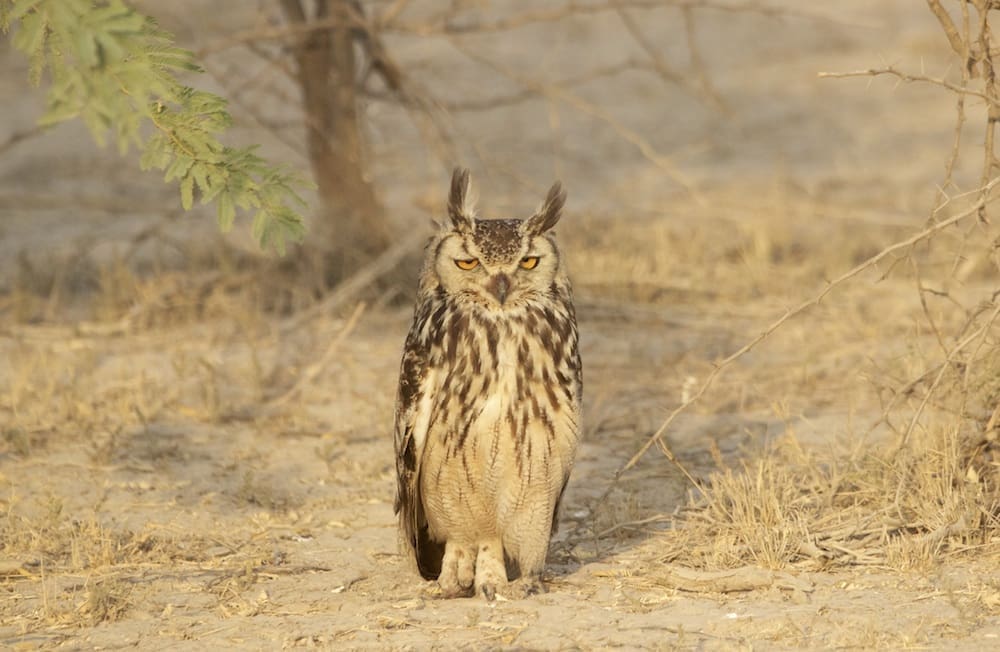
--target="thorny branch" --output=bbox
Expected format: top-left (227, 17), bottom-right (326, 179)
top-left (817, 67), bottom-right (1000, 107)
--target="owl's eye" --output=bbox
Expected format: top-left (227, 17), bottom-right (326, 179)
top-left (455, 258), bottom-right (479, 270)
top-left (520, 256), bottom-right (540, 270)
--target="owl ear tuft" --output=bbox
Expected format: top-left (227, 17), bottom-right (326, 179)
top-left (447, 167), bottom-right (476, 233)
top-left (524, 181), bottom-right (566, 236)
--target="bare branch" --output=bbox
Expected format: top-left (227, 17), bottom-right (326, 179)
top-left (278, 228), bottom-right (429, 334)
top-left (375, 0), bottom-right (413, 28)
top-left (392, 0), bottom-right (835, 36)
top-left (818, 66), bottom-right (1000, 107)
top-left (268, 302), bottom-right (367, 406)
top-left (927, 0), bottom-right (967, 61)
top-left (0, 124), bottom-right (49, 156)
top-left (682, 6), bottom-right (729, 113)
top-left (277, 0), bottom-right (306, 24)
top-left (430, 60), bottom-right (652, 112)
top-left (451, 40), bottom-right (701, 196)
top-left (939, 1), bottom-right (971, 200)
top-left (614, 1), bottom-right (725, 110)
top-left (976, 4), bottom-right (1000, 215)
top-left (198, 9), bottom-right (366, 57)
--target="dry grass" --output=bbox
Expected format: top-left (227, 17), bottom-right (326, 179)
top-left (1, 183), bottom-right (999, 645)
top-left (655, 411), bottom-right (999, 572)
top-left (0, 225), bottom-right (407, 594)
top-left (548, 175), bottom-right (1000, 584)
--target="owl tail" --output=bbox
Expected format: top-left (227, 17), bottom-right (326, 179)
top-left (397, 480), bottom-right (445, 580)
top-left (414, 518), bottom-right (445, 580)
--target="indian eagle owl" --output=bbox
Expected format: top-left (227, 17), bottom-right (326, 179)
top-left (393, 168), bottom-right (582, 599)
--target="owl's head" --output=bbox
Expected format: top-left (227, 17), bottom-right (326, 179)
top-left (426, 168), bottom-right (568, 311)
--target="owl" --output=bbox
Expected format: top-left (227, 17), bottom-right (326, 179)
top-left (393, 168), bottom-right (582, 600)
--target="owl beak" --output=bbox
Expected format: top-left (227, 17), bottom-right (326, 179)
top-left (487, 273), bottom-right (510, 305)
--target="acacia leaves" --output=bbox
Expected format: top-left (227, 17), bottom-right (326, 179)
top-left (1, 0), bottom-right (309, 253)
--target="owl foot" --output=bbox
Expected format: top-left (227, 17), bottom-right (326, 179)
top-left (435, 581), bottom-right (473, 599)
top-left (507, 575), bottom-right (546, 599)
top-left (474, 538), bottom-right (507, 601)
top-left (438, 542), bottom-right (476, 598)
top-left (480, 582), bottom-right (498, 601)
top-left (478, 576), bottom-right (545, 601)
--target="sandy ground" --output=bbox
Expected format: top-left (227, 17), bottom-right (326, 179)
top-left (2, 1), bottom-right (1000, 649)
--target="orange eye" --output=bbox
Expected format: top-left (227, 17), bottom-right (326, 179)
top-left (455, 258), bottom-right (479, 270)
top-left (520, 256), bottom-right (540, 270)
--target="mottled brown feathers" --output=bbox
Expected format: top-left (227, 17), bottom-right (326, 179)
top-left (471, 219), bottom-right (522, 264)
top-left (393, 169), bottom-right (581, 599)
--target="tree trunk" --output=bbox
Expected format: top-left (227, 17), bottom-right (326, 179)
top-left (280, 0), bottom-right (391, 283)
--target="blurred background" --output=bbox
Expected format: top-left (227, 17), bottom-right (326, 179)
top-left (2, 2), bottom-right (999, 647)
top-left (0, 0), bottom-right (961, 290)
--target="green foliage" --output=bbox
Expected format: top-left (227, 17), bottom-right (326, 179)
top-left (0, 0), bottom-right (309, 254)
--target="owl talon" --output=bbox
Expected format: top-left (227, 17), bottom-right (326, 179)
top-left (435, 581), bottom-right (473, 599)
top-left (508, 576), bottom-right (546, 599)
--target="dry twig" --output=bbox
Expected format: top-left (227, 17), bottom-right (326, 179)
top-left (655, 565), bottom-right (813, 593)
top-left (278, 228), bottom-right (427, 334)
top-left (267, 301), bottom-right (367, 406)
top-left (817, 67), bottom-right (1000, 106)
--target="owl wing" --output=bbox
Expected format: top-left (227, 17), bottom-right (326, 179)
top-left (551, 293), bottom-right (583, 536)
top-left (393, 299), bottom-right (444, 579)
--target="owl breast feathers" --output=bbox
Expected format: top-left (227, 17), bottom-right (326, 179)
top-left (393, 168), bottom-right (582, 600)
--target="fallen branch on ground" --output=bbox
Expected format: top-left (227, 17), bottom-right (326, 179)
top-left (655, 565), bottom-right (814, 593)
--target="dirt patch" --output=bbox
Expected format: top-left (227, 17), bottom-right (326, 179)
top-left (2, 243), bottom-right (997, 648)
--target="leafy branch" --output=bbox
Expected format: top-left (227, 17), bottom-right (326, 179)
top-left (0, 0), bottom-right (310, 253)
